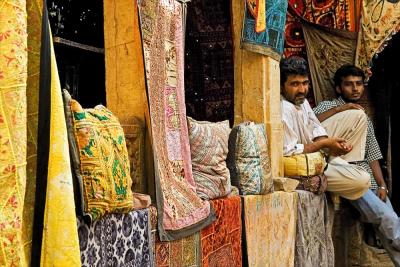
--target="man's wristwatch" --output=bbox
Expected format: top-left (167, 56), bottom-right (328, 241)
top-left (378, 186), bottom-right (388, 193)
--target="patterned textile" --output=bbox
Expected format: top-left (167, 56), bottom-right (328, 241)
top-left (313, 97), bottom-right (383, 189)
top-left (355, 0), bottom-right (400, 75)
top-left (302, 22), bottom-right (357, 104)
top-left (227, 122), bottom-right (273, 195)
top-left (242, 192), bottom-right (297, 267)
top-left (63, 90), bottom-right (134, 221)
top-left (123, 119), bottom-right (146, 193)
top-left (287, 0), bottom-right (359, 31)
top-left (138, 0), bottom-right (214, 241)
top-left (24, 0), bottom-right (42, 262)
top-left (201, 196), bottom-right (242, 267)
top-left (241, 0), bottom-right (288, 60)
top-left (247, 0), bottom-right (266, 33)
top-left (187, 117), bottom-right (232, 200)
top-left (185, 0), bottom-right (234, 123)
top-left (40, 34), bottom-right (81, 266)
top-left (78, 209), bottom-right (154, 267)
top-left (155, 233), bottom-right (201, 267)
top-left (295, 190), bottom-right (334, 267)
top-left (0, 0), bottom-right (27, 265)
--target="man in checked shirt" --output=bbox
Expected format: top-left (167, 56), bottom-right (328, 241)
top-left (313, 64), bottom-right (400, 264)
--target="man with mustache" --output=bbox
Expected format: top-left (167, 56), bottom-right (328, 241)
top-left (280, 57), bottom-right (400, 265)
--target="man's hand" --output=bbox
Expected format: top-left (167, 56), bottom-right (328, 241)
top-left (377, 188), bottom-right (387, 202)
top-left (326, 137), bottom-right (353, 156)
top-left (337, 103), bottom-right (364, 112)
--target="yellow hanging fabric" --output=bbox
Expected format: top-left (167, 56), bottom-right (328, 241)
top-left (39, 34), bottom-right (81, 266)
top-left (0, 0), bottom-right (28, 265)
top-left (23, 0), bottom-right (42, 262)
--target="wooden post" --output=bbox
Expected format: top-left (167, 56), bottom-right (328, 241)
top-left (231, 0), bottom-right (283, 177)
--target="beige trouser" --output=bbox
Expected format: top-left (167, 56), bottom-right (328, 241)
top-left (321, 109), bottom-right (371, 200)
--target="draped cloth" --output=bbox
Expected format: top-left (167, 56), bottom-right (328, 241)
top-left (184, 0), bottom-right (235, 123)
top-left (138, 0), bottom-right (214, 241)
top-left (294, 190), bottom-right (334, 267)
top-left (24, 0), bottom-right (42, 262)
top-left (155, 233), bottom-right (201, 267)
top-left (302, 22), bottom-right (357, 104)
top-left (30, 5), bottom-right (81, 265)
top-left (0, 0), bottom-right (27, 265)
top-left (355, 0), bottom-right (400, 74)
top-left (242, 192), bottom-right (297, 267)
top-left (78, 209), bottom-right (154, 267)
top-left (241, 0), bottom-right (288, 60)
top-left (287, 0), bottom-right (360, 31)
top-left (200, 196), bottom-right (242, 267)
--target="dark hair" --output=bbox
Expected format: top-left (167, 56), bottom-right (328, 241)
top-left (334, 64), bottom-right (365, 87)
top-left (280, 56), bottom-right (309, 86)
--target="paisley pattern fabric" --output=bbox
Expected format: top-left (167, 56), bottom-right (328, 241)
top-left (227, 122), bottom-right (273, 195)
top-left (187, 117), bottom-right (231, 200)
top-left (138, 0), bottom-right (214, 241)
top-left (201, 196), bottom-right (242, 267)
top-left (355, 0), bottom-right (400, 75)
top-left (294, 190), bottom-right (334, 267)
top-left (64, 90), bottom-right (134, 221)
top-left (242, 192), bottom-right (297, 267)
top-left (0, 0), bottom-right (27, 265)
top-left (40, 34), bottom-right (81, 266)
top-left (78, 208), bottom-right (154, 267)
top-left (241, 0), bottom-right (288, 60)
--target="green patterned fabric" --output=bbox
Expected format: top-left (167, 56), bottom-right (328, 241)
top-left (63, 90), bottom-right (134, 221)
top-left (227, 122), bottom-right (273, 195)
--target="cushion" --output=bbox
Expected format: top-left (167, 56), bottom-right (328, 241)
top-left (63, 90), bottom-right (134, 221)
top-left (283, 152), bottom-right (327, 177)
top-left (187, 117), bottom-right (231, 200)
top-left (227, 122), bottom-right (273, 195)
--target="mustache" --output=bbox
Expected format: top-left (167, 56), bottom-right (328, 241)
top-left (295, 93), bottom-right (305, 98)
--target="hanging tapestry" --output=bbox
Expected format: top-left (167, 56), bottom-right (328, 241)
top-left (23, 0), bottom-right (42, 263)
top-left (200, 196), bottom-right (242, 267)
top-left (355, 0), bottom-right (400, 75)
top-left (302, 22), bottom-right (357, 104)
top-left (78, 208), bottom-right (154, 267)
top-left (155, 232), bottom-right (201, 267)
top-left (241, 0), bottom-right (288, 60)
top-left (242, 192), bottom-right (297, 267)
top-left (294, 190), bottom-right (334, 267)
top-left (0, 0), bottom-right (27, 265)
top-left (287, 0), bottom-right (360, 31)
top-left (63, 90), bottom-right (134, 222)
top-left (185, 0), bottom-right (235, 123)
top-left (284, 11), bottom-right (307, 58)
top-left (138, 0), bottom-right (214, 241)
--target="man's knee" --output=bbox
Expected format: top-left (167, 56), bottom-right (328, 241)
top-left (341, 109), bottom-right (367, 127)
top-left (354, 170), bottom-right (371, 191)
